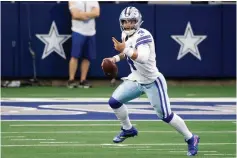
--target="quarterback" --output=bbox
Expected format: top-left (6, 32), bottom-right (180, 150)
top-left (101, 6), bottom-right (200, 156)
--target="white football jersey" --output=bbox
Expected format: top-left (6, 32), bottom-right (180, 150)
top-left (121, 28), bottom-right (160, 84)
top-left (69, 1), bottom-right (99, 36)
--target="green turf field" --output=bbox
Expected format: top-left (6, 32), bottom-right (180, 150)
top-left (1, 85), bottom-right (236, 98)
top-left (1, 121), bottom-right (236, 158)
top-left (1, 85), bottom-right (236, 158)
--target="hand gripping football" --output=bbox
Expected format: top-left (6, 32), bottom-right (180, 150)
top-left (102, 59), bottom-right (118, 78)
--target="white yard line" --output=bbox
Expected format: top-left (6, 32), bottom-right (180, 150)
top-left (136, 149), bottom-right (186, 151)
top-left (1, 130), bottom-right (235, 134)
top-left (11, 139), bottom-right (55, 141)
top-left (2, 120), bottom-right (235, 122)
top-left (204, 154), bottom-right (236, 156)
top-left (1, 97), bottom-right (236, 102)
top-left (1, 143), bottom-right (236, 147)
top-left (102, 144), bottom-right (128, 147)
top-left (106, 146), bottom-right (150, 149)
top-left (169, 151), bottom-right (217, 153)
top-left (40, 141), bottom-right (82, 144)
top-left (2, 136), bottom-right (25, 138)
top-left (101, 143), bottom-right (236, 146)
top-left (9, 124), bottom-right (136, 127)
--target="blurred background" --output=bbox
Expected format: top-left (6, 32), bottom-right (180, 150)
top-left (1, 1), bottom-right (236, 94)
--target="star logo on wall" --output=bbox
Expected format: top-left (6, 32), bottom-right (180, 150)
top-left (36, 21), bottom-right (71, 59)
top-left (171, 22), bottom-right (207, 60)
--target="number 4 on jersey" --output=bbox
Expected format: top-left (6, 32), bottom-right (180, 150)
top-left (138, 30), bottom-right (145, 36)
top-left (127, 57), bottom-right (137, 70)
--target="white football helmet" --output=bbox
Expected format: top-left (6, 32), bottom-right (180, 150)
top-left (119, 6), bottom-right (143, 36)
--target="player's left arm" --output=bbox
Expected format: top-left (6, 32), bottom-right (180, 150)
top-left (112, 36), bottom-right (150, 64)
top-left (113, 43), bottom-right (150, 64)
top-left (123, 44), bottom-right (150, 64)
top-left (112, 32), bottom-right (152, 64)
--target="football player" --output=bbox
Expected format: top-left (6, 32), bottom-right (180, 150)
top-left (101, 6), bottom-right (200, 156)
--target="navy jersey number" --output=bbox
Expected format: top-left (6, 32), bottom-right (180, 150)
top-left (138, 30), bottom-right (145, 36)
top-left (127, 57), bottom-right (137, 70)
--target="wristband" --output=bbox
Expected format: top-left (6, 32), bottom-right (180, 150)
top-left (113, 55), bottom-right (120, 62)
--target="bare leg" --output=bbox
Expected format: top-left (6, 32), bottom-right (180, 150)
top-left (80, 59), bottom-right (90, 82)
top-left (69, 57), bottom-right (78, 81)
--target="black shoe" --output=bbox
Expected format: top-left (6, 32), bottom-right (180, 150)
top-left (79, 80), bottom-right (92, 88)
top-left (67, 80), bottom-right (78, 88)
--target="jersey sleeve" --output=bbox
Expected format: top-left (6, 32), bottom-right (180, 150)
top-left (135, 30), bottom-right (153, 49)
top-left (135, 44), bottom-right (150, 64)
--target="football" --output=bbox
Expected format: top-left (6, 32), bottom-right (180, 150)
top-left (102, 59), bottom-right (118, 78)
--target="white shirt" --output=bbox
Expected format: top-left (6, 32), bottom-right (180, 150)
top-left (69, 1), bottom-right (99, 36)
top-left (121, 28), bottom-right (161, 84)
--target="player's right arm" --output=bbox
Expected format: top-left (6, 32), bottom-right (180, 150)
top-left (68, 1), bottom-right (89, 21)
top-left (101, 53), bottom-right (125, 67)
top-left (113, 53), bottom-right (126, 63)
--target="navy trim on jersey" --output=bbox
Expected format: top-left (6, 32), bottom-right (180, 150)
top-left (135, 39), bottom-right (152, 49)
top-left (136, 35), bottom-right (151, 43)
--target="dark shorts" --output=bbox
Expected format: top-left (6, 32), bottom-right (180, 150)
top-left (71, 31), bottom-right (96, 60)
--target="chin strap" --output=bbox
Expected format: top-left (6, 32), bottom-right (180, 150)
top-left (124, 30), bottom-right (137, 38)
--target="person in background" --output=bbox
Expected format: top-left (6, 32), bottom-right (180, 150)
top-left (68, 1), bottom-right (100, 88)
